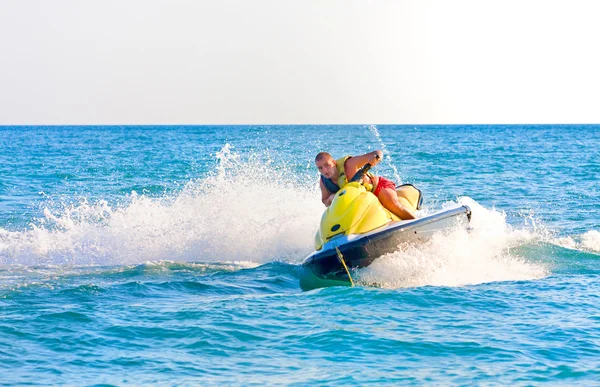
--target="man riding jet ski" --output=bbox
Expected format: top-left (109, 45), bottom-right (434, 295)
top-left (315, 150), bottom-right (415, 220)
top-left (303, 151), bottom-right (471, 284)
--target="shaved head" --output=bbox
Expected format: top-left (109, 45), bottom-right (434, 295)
top-left (315, 152), bottom-right (333, 162)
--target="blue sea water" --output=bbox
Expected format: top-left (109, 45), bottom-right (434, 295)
top-left (1, 125), bottom-right (599, 385)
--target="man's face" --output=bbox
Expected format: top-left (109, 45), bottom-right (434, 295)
top-left (316, 158), bottom-right (337, 179)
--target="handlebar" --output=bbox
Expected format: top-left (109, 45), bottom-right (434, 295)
top-left (348, 154), bottom-right (380, 183)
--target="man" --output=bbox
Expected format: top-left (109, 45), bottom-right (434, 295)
top-left (315, 150), bottom-right (416, 220)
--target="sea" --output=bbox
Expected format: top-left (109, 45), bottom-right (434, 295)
top-left (1, 125), bottom-right (599, 385)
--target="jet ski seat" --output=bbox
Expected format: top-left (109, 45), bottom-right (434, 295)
top-left (396, 184), bottom-right (423, 211)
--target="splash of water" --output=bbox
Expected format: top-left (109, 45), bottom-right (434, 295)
top-left (354, 197), bottom-right (549, 288)
top-left (367, 124), bottom-right (402, 184)
top-left (0, 144), bottom-right (323, 267)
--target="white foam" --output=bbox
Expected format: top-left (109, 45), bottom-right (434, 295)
top-left (355, 196), bottom-right (549, 288)
top-left (0, 144), bottom-right (323, 267)
top-left (581, 230), bottom-right (600, 252)
top-left (550, 230), bottom-right (600, 253)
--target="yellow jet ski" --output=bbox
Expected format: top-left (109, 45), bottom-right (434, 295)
top-left (302, 162), bottom-right (471, 283)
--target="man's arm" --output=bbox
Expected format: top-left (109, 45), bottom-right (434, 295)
top-left (344, 150), bottom-right (383, 181)
top-left (320, 179), bottom-right (335, 207)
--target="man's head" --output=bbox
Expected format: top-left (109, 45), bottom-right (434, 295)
top-left (315, 152), bottom-right (337, 179)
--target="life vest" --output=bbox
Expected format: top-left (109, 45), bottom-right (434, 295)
top-left (321, 155), bottom-right (375, 193)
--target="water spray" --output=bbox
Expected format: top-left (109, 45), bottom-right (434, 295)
top-left (368, 125), bottom-right (402, 184)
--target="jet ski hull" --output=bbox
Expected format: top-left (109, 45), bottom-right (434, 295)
top-left (302, 205), bottom-right (471, 280)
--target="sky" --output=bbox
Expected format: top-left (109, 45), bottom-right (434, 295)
top-left (1, 0), bottom-right (599, 125)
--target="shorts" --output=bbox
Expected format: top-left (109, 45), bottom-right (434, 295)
top-left (373, 176), bottom-right (396, 197)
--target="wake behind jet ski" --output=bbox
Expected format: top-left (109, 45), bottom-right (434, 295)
top-left (302, 156), bottom-right (471, 286)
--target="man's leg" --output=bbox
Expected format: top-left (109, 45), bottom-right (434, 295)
top-left (377, 188), bottom-right (416, 220)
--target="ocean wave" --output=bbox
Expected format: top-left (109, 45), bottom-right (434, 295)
top-left (551, 230), bottom-right (600, 254)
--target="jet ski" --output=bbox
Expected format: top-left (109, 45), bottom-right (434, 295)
top-left (302, 162), bottom-right (471, 284)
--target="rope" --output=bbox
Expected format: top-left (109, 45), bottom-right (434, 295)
top-left (335, 246), bottom-right (354, 287)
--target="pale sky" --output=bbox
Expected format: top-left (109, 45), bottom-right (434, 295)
top-left (1, 0), bottom-right (599, 124)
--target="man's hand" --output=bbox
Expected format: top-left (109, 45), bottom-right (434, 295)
top-left (368, 151), bottom-right (383, 166)
top-left (323, 192), bottom-right (336, 207)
